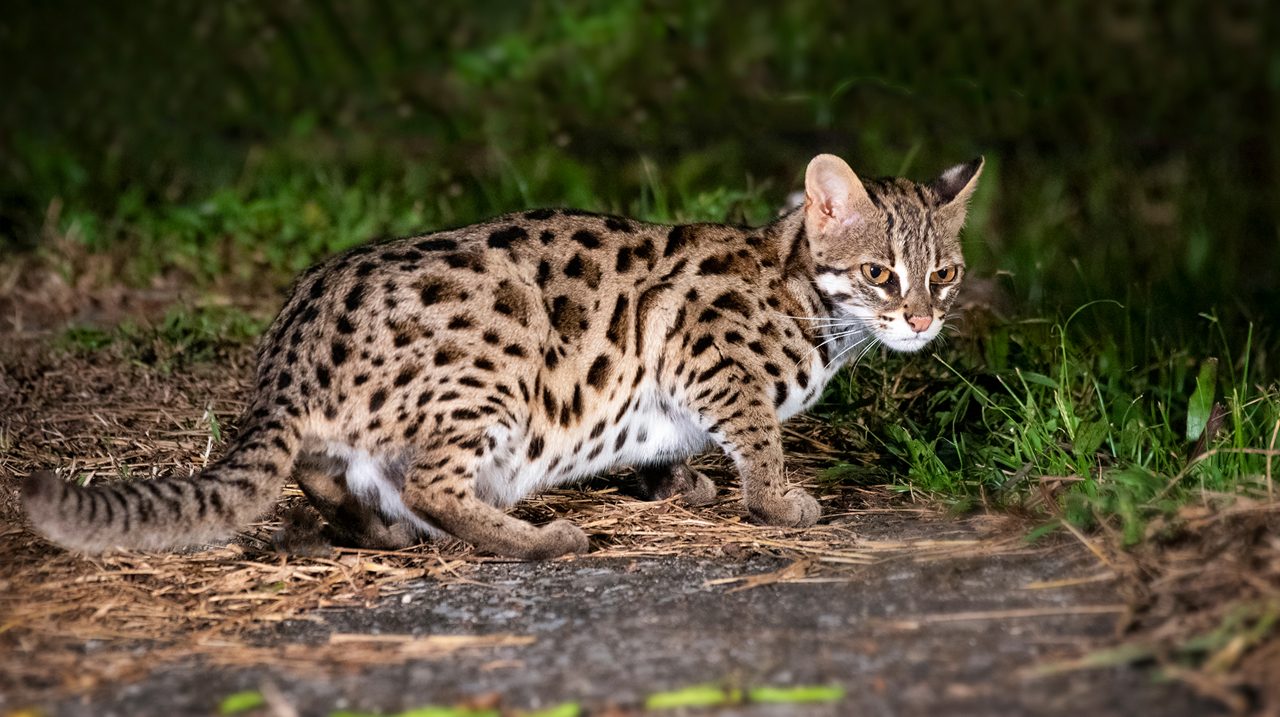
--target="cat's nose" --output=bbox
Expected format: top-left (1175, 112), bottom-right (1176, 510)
top-left (906, 314), bottom-right (933, 333)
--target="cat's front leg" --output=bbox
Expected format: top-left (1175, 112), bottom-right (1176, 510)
top-left (692, 390), bottom-right (819, 527)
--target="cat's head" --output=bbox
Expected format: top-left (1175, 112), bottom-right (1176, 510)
top-left (802, 153), bottom-right (983, 352)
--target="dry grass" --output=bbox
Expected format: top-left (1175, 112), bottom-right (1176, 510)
top-left (0, 336), bottom-right (1006, 706)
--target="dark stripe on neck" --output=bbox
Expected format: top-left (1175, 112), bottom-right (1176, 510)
top-left (782, 221), bottom-right (808, 277)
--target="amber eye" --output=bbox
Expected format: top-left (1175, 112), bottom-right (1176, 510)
top-left (860, 263), bottom-right (891, 285)
top-left (930, 266), bottom-right (958, 284)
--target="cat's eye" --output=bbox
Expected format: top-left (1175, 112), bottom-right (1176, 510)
top-left (930, 266), bottom-right (958, 284)
top-left (860, 263), bottom-right (891, 285)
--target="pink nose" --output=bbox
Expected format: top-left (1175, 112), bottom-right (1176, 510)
top-left (907, 314), bottom-right (933, 333)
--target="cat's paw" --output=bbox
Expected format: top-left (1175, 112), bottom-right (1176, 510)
top-left (272, 506), bottom-right (334, 558)
top-left (680, 470), bottom-right (718, 507)
top-left (534, 519), bottom-right (589, 558)
top-left (749, 488), bottom-right (820, 527)
top-left (781, 488), bottom-right (821, 527)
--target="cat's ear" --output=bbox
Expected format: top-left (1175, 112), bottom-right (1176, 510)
top-left (804, 154), bottom-right (874, 235)
top-left (931, 157), bottom-right (983, 235)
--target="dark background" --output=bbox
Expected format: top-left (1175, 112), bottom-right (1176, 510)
top-left (2, 1), bottom-right (1275, 327)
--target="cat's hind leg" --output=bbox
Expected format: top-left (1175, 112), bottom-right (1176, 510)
top-left (636, 462), bottom-right (718, 507)
top-left (280, 451), bottom-right (420, 552)
top-left (402, 444), bottom-right (588, 560)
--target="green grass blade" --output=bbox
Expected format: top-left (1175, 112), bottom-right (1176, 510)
top-left (1186, 358), bottom-right (1218, 442)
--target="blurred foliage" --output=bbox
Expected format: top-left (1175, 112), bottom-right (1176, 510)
top-left (2, 1), bottom-right (1275, 318)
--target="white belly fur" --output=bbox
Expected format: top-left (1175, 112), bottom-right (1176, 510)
top-left (318, 383), bottom-right (729, 529)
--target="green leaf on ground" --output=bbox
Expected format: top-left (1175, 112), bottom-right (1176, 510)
top-left (1186, 358), bottom-right (1218, 441)
top-left (747, 685), bottom-right (845, 703)
top-left (523, 704), bottom-right (581, 717)
top-left (644, 684), bottom-right (742, 709)
top-left (219, 690), bottom-right (265, 715)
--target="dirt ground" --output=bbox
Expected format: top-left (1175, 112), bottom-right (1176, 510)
top-left (1, 276), bottom-right (1275, 716)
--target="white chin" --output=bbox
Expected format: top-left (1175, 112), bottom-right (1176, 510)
top-left (880, 334), bottom-right (935, 353)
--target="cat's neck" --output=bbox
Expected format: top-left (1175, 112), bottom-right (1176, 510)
top-left (764, 208), bottom-right (876, 373)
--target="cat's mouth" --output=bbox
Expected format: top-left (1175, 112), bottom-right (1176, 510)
top-left (880, 333), bottom-right (933, 353)
top-left (876, 321), bottom-right (943, 353)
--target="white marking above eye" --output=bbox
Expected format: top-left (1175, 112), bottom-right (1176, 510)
top-left (893, 259), bottom-right (910, 296)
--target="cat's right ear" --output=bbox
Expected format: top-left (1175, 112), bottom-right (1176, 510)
top-left (804, 154), bottom-right (874, 235)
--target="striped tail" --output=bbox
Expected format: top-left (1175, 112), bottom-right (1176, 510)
top-left (21, 415), bottom-right (300, 554)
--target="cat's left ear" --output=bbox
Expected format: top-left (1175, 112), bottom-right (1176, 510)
top-left (931, 157), bottom-right (984, 235)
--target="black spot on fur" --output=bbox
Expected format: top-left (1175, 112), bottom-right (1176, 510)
top-left (664, 225), bottom-right (690, 257)
top-left (418, 277), bottom-right (456, 306)
top-left (415, 238), bottom-right (458, 252)
top-left (369, 389), bottom-right (387, 412)
top-left (606, 295), bottom-right (629, 347)
top-left (316, 365), bottom-right (331, 389)
top-left (394, 367), bottom-right (420, 387)
top-left (344, 283), bottom-right (366, 311)
top-left (336, 315), bottom-right (356, 334)
top-left (524, 208), bottom-right (556, 220)
top-left (473, 358), bottom-right (495, 371)
top-left (774, 382), bottom-right (789, 407)
top-left (615, 246), bottom-right (633, 273)
top-left (712, 290), bottom-right (750, 315)
top-left (504, 344), bottom-right (527, 358)
top-left (691, 335), bottom-right (715, 356)
top-left (698, 254), bottom-right (732, 275)
top-left (488, 225), bottom-right (527, 249)
top-left (604, 216), bottom-right (634, 233)
top-left (587, 355), bottom-right (612, 390)
top-left (564, 253), bottom-right (585, 278)
top-left (550, 296), bottom-right (587, 341)
top-left (443, 253), bottom-right (484, 272)
top-left (571, 230), bottom-right (601, 249)
top-left (448, 315), bottom-right (472, 330)
top-left (331, 341), bottom-right (350, 366)
top-left (527, 434), bottom-right (545, 459)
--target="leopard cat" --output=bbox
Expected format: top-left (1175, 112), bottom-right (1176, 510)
top-left (22, 153), bottom-right (982, 560)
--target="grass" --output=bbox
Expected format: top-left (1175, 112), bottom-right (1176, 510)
top-left (56, 305), bottom-right (269, 373)
top-left (820, 304), bottom-right (1277, 544)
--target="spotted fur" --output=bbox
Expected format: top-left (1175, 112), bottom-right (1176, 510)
top-left (22, 154), bottom-right (983, 559)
